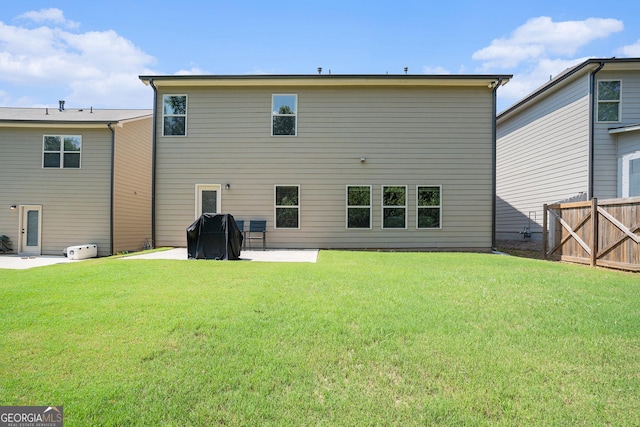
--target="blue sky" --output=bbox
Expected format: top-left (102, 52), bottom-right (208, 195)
top-left (1, 1), bottom-right (639, 112)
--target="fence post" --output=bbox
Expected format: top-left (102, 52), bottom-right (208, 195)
top-left (591, 198), bottom-right (598, 267)
top-left (543, 204), bottom-right (548, 260)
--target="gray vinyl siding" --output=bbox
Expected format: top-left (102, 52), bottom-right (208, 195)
top-left (594, 70), bottom-right (640, 198)
top-left (113, 118), bottom-right (153, 252)
top-left (155, 85), bottom-right (495, 250)
top-left (496, 76), bottom-right (591, 241)
top-left (0, 127), bottom-right (111, 255)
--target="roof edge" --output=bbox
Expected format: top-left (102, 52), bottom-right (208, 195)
top-left (498, 57), bottom-right (640, 121)
top-left (139, 74), bottom-right (512, 88)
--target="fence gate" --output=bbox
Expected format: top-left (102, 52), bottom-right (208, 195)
top-left (543, 197), bottom-right (640, 272)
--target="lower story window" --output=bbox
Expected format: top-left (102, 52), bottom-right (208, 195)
top-left (347, 185), bottom-right (371, 228)
top-left (417, 186), bottom-right (442, 228)
top-left (275, 185), bottom-right (299, 228)
top-left (382, 185), bottom-right (407, 229)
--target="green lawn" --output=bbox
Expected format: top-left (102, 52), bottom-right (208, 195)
top-left (1, 251), bottom-right (639, 426)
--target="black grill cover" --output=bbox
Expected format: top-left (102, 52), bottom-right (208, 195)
top-left (186, 213), bottom-right (243, 260)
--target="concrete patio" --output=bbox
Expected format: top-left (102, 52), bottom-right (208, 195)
top-left (0, 248), bottom-right (319, 270)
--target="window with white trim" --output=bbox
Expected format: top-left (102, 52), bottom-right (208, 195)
top-left (417, 186), bottom-right (442, 229)
top-left (622, 151), bottom-right (640, 197)
top-left (272, 94), bottom-right (297, 136)
top-left (382, 185), bottom-right (407, 229)
top-left (346, 185), bottom-right (372, 229)
top-left (43, 135), bottom-right (81, 168)
top-left (597, 80), bottom-right (621, 122)
top-left (163, 95), bottom-right (187, 136)
top-left (275, 185), bottom-right (299, 228)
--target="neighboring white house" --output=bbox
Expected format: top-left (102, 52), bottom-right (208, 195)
top-left (0, 105), bottom-right (153, 256)
top-left (140, 73), bottom-right (510, 251)
top-left (496, 58), bottom-right (640, 242)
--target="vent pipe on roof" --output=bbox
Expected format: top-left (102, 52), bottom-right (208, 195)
top-left (58, 100), bottom-right (65, 111)
top-left (404, 67), bottom-right (408, 74)
top-left (317, 67), bottom-right (322, 75)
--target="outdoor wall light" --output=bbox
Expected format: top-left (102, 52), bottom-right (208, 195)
top-left (225, 184), bottom-right (231, 190)
top-left (360, 157), bottom-right (366, 163)
top-left (10, 205), bottom-right (16, 210)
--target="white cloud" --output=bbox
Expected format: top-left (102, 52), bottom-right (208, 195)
top-left (474, 16), bottom-right (625, 111)
top-left (422, 66), bottom-right (450, 74)
top-left (617, 39), bottom-right (640, 57)
top-left (67, 72), bottom-right (154, 109)
top-left (16, 8), bottom-right (79, 29)
top-left (175, 64), bottom-right (210, 75)
top-left (473, 16), bottom-right (623, 69)
top-left (0, 12), bottom-right (157, 108)
top-left (498, 57), bottom-right (590, 111)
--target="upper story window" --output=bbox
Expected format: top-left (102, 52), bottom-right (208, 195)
top-left (417, 186), bottom-right (442, 229)
top-left (346, 185), bottom-right (372, 229)
top-left (272, 94), bottom-right (297, 136)
top-left (597, 80), bottom-right (621, 122)
top-left (163, 95), bottom-right (187, 136)
top-left (43, 135), bottom-right (81, 169)
top-left (275, 185), bottom-right (300, 228)
top-left (382, 185), bottom-right (407, 229)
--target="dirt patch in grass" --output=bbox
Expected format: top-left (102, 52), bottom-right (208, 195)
top-left (496, 239), bottom-right (544, 260)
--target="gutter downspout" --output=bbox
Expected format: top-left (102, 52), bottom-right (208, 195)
top-left (588, 62), bottom-right (605, 199)
top-left (149, 79), bottom-right (158, 249)
top-left (491, 77), bottom-right (503, 251)
top-left (108, 122), bottom-right (115, 256)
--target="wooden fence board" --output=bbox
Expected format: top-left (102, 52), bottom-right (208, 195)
top-left (544, 197), bottom-right (640, 272)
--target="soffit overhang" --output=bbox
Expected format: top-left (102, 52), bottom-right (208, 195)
top-left (140, 74), bottom-right (512, 89)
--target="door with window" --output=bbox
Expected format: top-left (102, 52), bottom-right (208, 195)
top-left (20, 205), bottom-right (42, 255)
top-left (196, 185), bottom-right (221, 217)
top-left (622, 151), bottom-right (640, 197)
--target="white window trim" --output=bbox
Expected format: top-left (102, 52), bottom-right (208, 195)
top-left (42, 135), bottom-right (82, 169)
top-left (416, 185), bottom-right (443, 230)
top-left (195, 184), bottom-right (221, 219)
top-left (274, 184), bottom-right (300, 229)
top-left (381, 185), bottom-right (408, 230)
top-left (271, 94), bottom-right (298, 137)
top-left (621, 151), bottom-right (640, 197)
top-left (163, 94), bottom-right (188, 137)
top-left (597, 80), bottom-right (622, 123)
top-left (346, 185), bottom-right (372, 229)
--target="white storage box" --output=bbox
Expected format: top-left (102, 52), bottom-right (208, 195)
top-left (65, 244), bottom-right (98, 260)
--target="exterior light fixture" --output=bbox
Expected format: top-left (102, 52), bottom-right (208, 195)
top-left (225, 184), bottom-right (230, 190)
top-left (10, 205), bottom-right (17, 210)
top-left (360, 157), bottom-right (366, 163)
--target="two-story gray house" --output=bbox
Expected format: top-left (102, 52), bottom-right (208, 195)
top-left (0, 105), bottom-right (152, 256)
top-left (140, 73), bottom-right (510, 251)
top-left (496, 57), bottom-right (640, 242)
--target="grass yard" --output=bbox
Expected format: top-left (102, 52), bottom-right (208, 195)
top-left (1, 251), bottom-right (639, 426)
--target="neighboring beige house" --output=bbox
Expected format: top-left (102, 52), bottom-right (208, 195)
top-left (0, 105), bottom-right (153, 256)
top-left (140, 73), bottom-right (510, 251)
top-left (496, 58), bottom-right (640, 242)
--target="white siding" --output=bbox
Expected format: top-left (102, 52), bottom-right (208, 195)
top-left (155, 85), bottom-right (496, 250)
top-left (496, 76), bottom-right (591, 241)
top-left (0, 127), bottom-right (112, 255)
